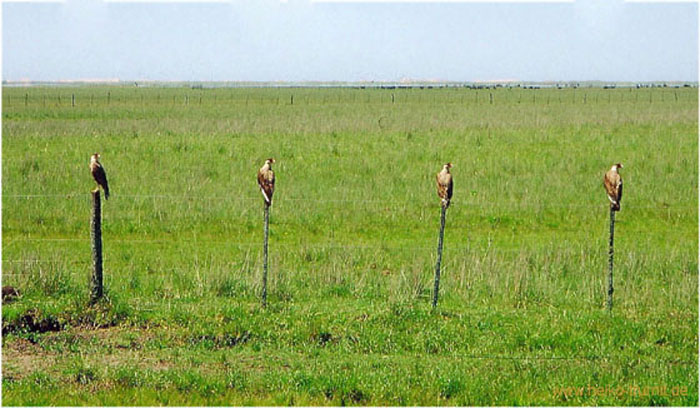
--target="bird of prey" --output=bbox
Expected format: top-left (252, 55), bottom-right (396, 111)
top-left (90, 153), bottom-right (110, 199)
top-left (436, 163), bottom-right (453, 209)
top-left (257, 158), bottom-right (276, 207)
top-left (603, 163), bottom-right (623, 211)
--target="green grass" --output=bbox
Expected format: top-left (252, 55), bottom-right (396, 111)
top-left (2, 85), bottom-right (698, 405)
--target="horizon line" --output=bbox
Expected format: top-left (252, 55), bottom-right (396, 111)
top-left (3, 79), bottom-right (698, 84)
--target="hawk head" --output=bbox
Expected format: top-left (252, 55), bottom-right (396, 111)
top-left (90, 153), bottom-right (100, 162)
top-left (266, 158), bottom-right (276, 165)
top-left (444, 162), bottom-right (452, 170)
top-left (616, 163), bottom-right (623, 169)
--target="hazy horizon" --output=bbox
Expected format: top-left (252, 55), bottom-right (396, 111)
top-left (3, 0), bottom-right (698, 82)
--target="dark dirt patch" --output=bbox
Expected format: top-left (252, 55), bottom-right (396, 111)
top-left (2, 309), bottom-right (62, 336)
top-left (312, 331), bottom-right (335, 346)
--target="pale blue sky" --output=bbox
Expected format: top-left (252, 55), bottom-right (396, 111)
top-left (2, 0), bottom-right (698, 82)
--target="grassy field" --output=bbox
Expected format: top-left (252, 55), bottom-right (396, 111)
top-left (1, 85), bottom-right (698, 405)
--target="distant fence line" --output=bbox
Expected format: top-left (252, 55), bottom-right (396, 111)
top-left (2, 87), bottom-right (697, 108)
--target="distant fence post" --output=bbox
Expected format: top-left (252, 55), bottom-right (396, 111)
top-left (489, 93), bottom-right (493, 104)
top-left (90, 190), bottom-right (104, 303)
top-left (291, 95), bottom-right (294, 105)
top-left (25, 93), bottom-right (28, 106)
top-left (607, 206), bottom-right (615, 311)
top-left (72, 93), bottom-right (76, 107)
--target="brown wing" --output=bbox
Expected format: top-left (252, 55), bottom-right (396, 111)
top-left (603, 170), bottom-right (620, 201)
top-left (436, 173), bottom-right (447, 200)
top-left (92, 163), bottom-right (110, 199)
top-left (617, 178), bottom-right (622, 203)
top-left (445, 173), bottom-right (453, 201)
top-left (258, 169), bottom-right (275, 206)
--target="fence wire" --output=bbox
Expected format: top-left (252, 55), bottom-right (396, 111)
top-left (2, 193), bottom-right (696, 209)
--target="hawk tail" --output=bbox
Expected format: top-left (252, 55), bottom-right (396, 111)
top-left (104, 183), bottom-right (110, 200)
top-left (260, 188), bottom-right (271, 207)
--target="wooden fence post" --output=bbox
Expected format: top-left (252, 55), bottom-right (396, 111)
top-left (607, 206), bottom-right (615, 311)
top-left (90, 190), bottom-right (104, 303)
top-left (72, 93), bottom-right (76, 107)
top-left (262, 205), bottom-right (270, 308)
top-left (432, 205), bottom-right (447, 309)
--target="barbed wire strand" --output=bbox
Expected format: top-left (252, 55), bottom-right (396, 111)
top-left (2, 193), bottom-right (696, 209)
top-left (0, 245), bottom-right (623, 265)
top-left (2, 234), bottom-right (687, 248)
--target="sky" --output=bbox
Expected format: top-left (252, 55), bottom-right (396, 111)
top-left (1, 0), bottom-right (698, 82)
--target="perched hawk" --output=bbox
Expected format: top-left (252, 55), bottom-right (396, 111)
top-left (257, 158), bottom-right (276, 207)
top-left (90, 153), bottom-right (110, 199)
top-left (436, 163), bottom-right (453, 209)
top-left (603, 163), bottom-right (623, 211)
